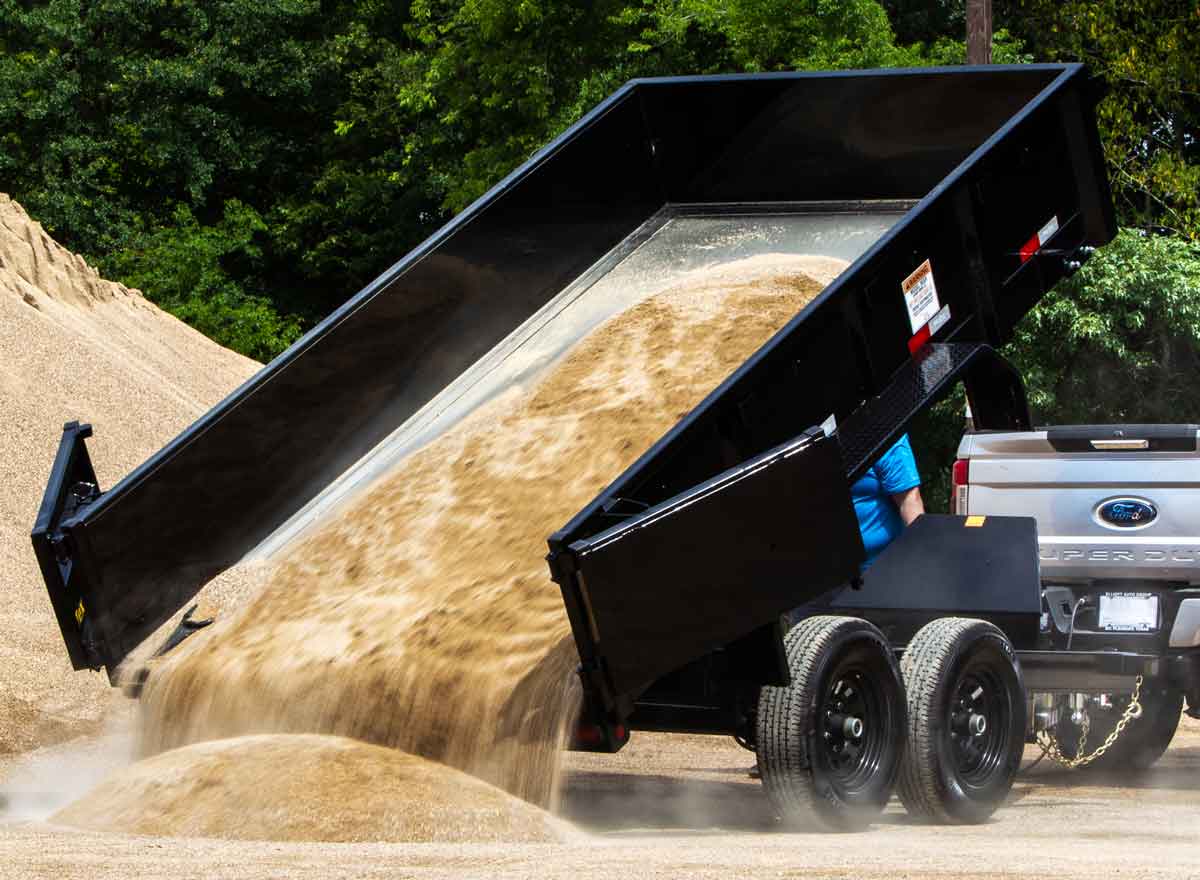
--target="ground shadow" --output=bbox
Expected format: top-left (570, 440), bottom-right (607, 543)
top-left (559, 769), bottom-right (928, 834)
top-left (559, 770), bottom-right (779, 833)
top-left (560, 744), bottom-right (1200, 834)
top-left (1014, 745), bottom-right (1200, 793)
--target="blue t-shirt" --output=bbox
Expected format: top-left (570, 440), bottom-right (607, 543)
top-left (851, 434), bottom-right (921, 570)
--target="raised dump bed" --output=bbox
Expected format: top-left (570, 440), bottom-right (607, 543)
top-left (36, 65), bottom-right (1115, 827)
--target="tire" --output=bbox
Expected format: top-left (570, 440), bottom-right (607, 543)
top-left (756, 615), bottom-right (906, 831)
top-left (898, 618), bottom-right (1025, 824)
top-left (1053, 683), bottom-right (1183, 772)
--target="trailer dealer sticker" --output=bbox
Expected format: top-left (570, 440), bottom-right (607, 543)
top-left (902, 259), bottom-right (940, 336)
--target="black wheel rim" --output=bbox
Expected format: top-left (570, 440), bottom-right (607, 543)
top-left (818, 656), bottom-right (888, 792)
top-left (948, 665), bottom-right (1010, 788)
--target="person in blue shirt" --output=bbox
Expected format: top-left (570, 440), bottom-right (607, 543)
top-left (851, 433), bottom-right (924, 569)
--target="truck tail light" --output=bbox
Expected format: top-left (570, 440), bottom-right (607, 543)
top-left (951, 458), bottom-right (969, 515)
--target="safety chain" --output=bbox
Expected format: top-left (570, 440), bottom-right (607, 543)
top-left (1035, 675), bottom-right (1144, 769)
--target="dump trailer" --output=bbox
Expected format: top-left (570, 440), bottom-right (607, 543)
top-left (35, 66), bottom-right (1117, 830)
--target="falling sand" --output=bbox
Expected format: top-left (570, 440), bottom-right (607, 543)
top-left (122, 253), bottom-right (844, 828)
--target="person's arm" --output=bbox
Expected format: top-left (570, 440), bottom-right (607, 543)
top-left (892, 485), bottom-right (925, 525)
top-left (877, 434), bottom-right (923, 525)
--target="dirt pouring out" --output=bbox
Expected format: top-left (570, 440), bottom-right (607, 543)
top-left (1, 191), bottom-right (845, 845)
top-left (108, 253), bottom-right (839, 839)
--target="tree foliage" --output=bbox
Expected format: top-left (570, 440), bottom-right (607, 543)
top-left (0, 0), bottom-right (351, 348)
top-left (1011, 1), bottom-right (1200, 237)
top-left (105, 200), bottom-right (304, 362)
top-left (1011, 229), bottom-right (1200, 422)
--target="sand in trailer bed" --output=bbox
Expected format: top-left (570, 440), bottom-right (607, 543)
top-left (134, 253), bottom-right (846, 817)
top-left (0, 194), bottom-right (259, 756)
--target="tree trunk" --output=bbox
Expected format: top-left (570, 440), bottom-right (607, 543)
top-left (967, 0), bottom-right (993, 65)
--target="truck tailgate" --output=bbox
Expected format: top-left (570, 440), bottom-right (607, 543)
top-left (960, 426), bottom-right (1200, 581)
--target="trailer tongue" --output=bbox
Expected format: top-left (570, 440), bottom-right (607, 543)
top-left (34, 66), bottom-right (1116, 829)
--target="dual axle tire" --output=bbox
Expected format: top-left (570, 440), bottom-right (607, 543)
top-left (756, 616), bottom-right (906, 831)
top-left (898, 618), bottom-right (1026, 824)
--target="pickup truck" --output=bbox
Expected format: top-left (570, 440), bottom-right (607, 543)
top-left (953, 424), bottom-right (1200, 768)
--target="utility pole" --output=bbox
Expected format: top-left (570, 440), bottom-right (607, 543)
top-left (966, 0), bottom-right (993, 65)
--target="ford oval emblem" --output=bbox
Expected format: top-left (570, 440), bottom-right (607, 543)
top-left (1097, 498), bottom-right (1157, 528)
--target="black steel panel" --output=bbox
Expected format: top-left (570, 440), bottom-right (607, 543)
top-left (828, 514), bottom-right (1042, 648)
top-left (640, 68), bottom-right (1060, 203)
top-left (557, 431), bottom-right (861, 707)
top-left (837, 343), bottom-right (1030, 484)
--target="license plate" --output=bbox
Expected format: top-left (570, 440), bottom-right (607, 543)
top-left (1098, 592), bottom-right (1159, 632)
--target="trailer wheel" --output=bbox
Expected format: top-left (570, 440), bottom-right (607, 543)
top-left (756, 615), bottom-right (906, 831)
top-left (898, 618), bottom-right (1025, 824)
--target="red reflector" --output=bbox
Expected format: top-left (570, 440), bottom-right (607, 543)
top-left (951, 458), bottom-right (969, 515)
top-left (574, 723), bottom-right (602, 745)
top-left (1018, 232), bottom-right (1041, 263)
top-left (952, 458), bottom-right (969, 486)
top-left (907, 324), bottom-right (931, 355)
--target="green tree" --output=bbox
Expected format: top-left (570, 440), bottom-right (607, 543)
top-left (354, 0), bottom-right (916, 215)
top-left (106, 200), bottom-right (304, 362)
top-left (1009, 0), bottom-right (1200, 236)
top-left (1010, 229), bottom-right (1200, 422)
top-left (0, 0), bottom-right (343, 355)
top-left (0, 0), bottom-right (336, 253)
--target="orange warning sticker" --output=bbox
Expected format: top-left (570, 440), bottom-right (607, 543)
top-left (901, 259), bottom-right (940, 335)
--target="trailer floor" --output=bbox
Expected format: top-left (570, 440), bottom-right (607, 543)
top-left (3, 719), bottom-right (1198, 878)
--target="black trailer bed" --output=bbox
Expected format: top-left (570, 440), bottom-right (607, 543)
top-left (34, 66), bottom-right (1114, 714)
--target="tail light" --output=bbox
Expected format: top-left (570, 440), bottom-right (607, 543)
top-left (951, 458), bottom-right (969, 515)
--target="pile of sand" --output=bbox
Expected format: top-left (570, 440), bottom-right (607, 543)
top-left (52, 733), bottom-right (571, 843)
top-left (0, 194), bottom-right (259, 755)
top-left (140, 254), bottom-right (845, 810)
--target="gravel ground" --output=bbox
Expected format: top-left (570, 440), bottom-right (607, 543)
top-left (3, 718), bottom-right (1198, 879)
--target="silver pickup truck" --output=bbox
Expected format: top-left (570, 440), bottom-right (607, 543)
top-left (954, 424), bottom-right (1200, 769)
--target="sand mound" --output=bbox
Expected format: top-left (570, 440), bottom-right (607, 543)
top-left (52, 733), bottom-right (568, 843)
top-left (140, 254), bottom-right (845, 807)
top-left (0, 194), bottom-right (259, 755)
